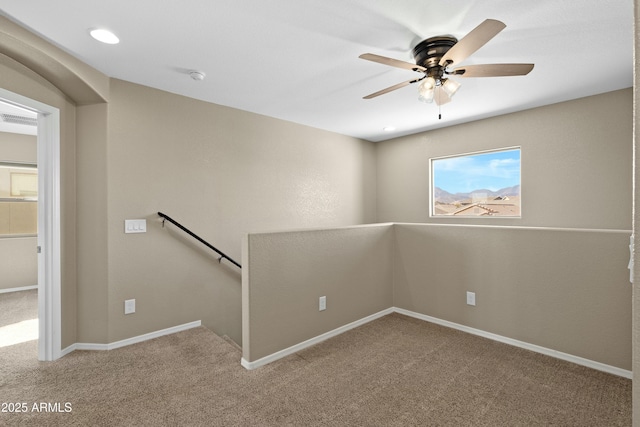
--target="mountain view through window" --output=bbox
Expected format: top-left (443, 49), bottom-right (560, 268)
top-left (431, 148), bottom-right (521, 217)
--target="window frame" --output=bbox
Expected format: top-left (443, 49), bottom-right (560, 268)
top-left (429, 147), bottom-right (522, 219)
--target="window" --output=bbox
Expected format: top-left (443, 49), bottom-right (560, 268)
top-left (0, 163), bottom-right (38, 235)
top-left (431, 148), bottom-right (521, 217)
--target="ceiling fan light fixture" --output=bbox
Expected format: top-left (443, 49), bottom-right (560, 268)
top-left (417, 77), bottom-right (436, 103)
top-left (442, 78), bottom-right (461, 98)
top-left (359, 18), bottom-right (534, 112)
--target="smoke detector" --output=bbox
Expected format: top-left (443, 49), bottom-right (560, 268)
top-left (189, 70), bottom-right (206, 81)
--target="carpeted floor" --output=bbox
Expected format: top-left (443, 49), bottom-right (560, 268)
top-left (0, 289), bottom-right (38, 348)
top-left (0, 289), bottom-right (38, 326)
top-left (0, 295), bottom-right (632, 426)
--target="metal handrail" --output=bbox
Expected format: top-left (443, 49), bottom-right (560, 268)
top-left (157, 211), bottom-right (241, 268)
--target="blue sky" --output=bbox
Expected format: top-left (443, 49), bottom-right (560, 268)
top-left (432, 149), bottom-right (520, 194)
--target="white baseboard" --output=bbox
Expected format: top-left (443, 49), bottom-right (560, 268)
top-left (241, 308), bottom-right (394, 370)
top-left (58, 308), bottom-right (631, 380)
top-left (0, 285), bottom-right (37, 294)
top-left (394, 308), bottom-right (633, 379)
top-left (241, 307), bottom-right (632, 379)
top-left (61, 320), bottom-right (202, 356)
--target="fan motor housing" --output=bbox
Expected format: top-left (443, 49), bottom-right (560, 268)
top-left (412, 36), bottom-right (457, 70)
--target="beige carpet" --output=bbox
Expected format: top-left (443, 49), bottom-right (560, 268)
top-left (0, 311), bottom-right (631, 426)
top-left (0, 289), bottom-right (38, 348)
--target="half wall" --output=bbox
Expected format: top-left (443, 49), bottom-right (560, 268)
top-left (243, 223), bottom-right (631, 372)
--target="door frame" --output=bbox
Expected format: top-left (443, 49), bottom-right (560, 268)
top-left (0, 88), bottom-right (61, 361)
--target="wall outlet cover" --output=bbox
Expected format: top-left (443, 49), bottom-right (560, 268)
top-left (466, 291), bottom-right (476, 306)
top-left (124, 299), bottom-right (136, 314)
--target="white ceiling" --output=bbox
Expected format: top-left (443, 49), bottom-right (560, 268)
top-left (0, 0), bottom-right (633, 142)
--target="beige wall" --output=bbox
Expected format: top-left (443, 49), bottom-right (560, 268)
top-left (377, 89), bottom-right (632, 230)
top-left (243, 224), bottom-right (394, 362)
top-left (103, 79), bottom-right (377, 344)
top-left (394, 224), bottom-right (631, 370)
top-left (243, 222), bottom-right (631, 370)
top-left (0, 131), bottom-right (36, 162)
top-left (76, 103), bottom-right (109, 343)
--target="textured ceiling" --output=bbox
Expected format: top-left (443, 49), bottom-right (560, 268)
top-left (0, 0), bottom-right (633, 141)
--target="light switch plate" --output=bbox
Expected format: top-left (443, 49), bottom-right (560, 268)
top-left (125, 219), bottom-right (147, 233)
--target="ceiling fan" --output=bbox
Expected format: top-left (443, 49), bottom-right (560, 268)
top-left (359, 19), bottom-right (534, 107)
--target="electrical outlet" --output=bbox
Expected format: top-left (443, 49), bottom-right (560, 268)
top-left (319, 296), bottom-right (326, 311)
top-left (124, 299), bottom-right (136, 314)
top-left (466, 292), bottom-right (476, 306)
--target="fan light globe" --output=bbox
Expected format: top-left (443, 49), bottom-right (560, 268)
top-left (442, 78), bottom-right (461, 97)
top-left (417, 77), bottom-right (436, 103)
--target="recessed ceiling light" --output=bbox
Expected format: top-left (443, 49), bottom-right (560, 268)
top-left (383, 126), bottom-right (396, 132)
top-left (89, 28), bottom-right (120, 44)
